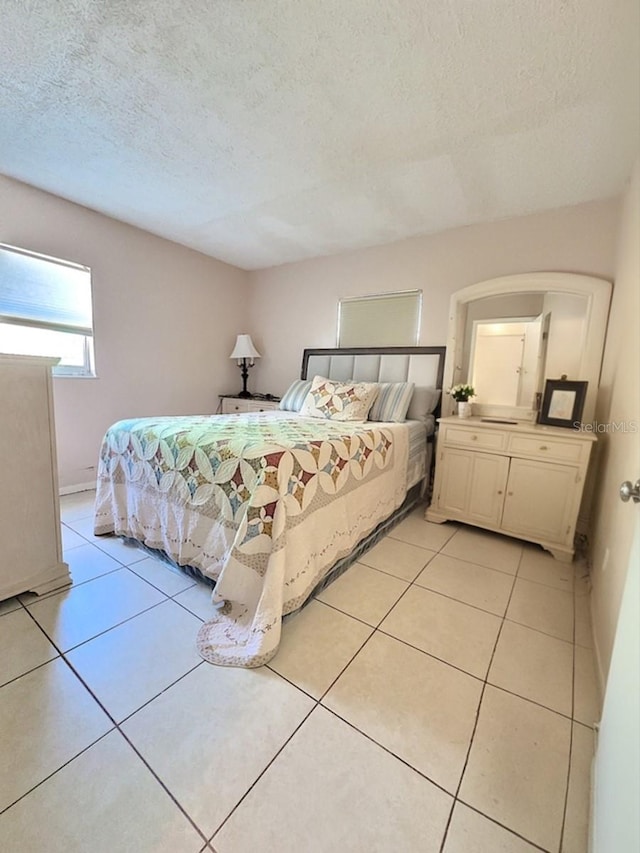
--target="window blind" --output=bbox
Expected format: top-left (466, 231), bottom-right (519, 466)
top-left (0, 243), bottom-right (93, 336)
top-left (338, 291), bottom-right (421, 347)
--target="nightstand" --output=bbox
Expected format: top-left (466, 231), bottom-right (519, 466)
top-left (219, 395), bottom-right (281, 414)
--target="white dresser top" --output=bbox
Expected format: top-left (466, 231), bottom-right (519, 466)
top-left (437, 416), bottom-right (597, 443)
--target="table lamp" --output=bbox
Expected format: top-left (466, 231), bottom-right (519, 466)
top-left (229, 334), bottom-right (261, 398)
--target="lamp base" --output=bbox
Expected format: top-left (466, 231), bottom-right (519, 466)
top-left (237, 390), bottom-right (253, 399)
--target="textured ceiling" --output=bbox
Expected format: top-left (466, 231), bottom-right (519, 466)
top-left (0, 1), bottom-right (638, 270)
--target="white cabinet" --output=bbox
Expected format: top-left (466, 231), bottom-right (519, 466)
top-left (0, 355), bottom-right (71, 600)
top-left (220, 396), bottom-right (280, 414)
top-left (426, 417), bottom-right (596, 561)
top-left (501, 458), bottom-right (576, 543)
top-left (438, 449), bottom-right (509, 526)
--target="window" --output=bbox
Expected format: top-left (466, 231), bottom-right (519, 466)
top-left (0, 243), bottom-right (95, 377)
top-left (337, 290), bottom-right (422, 347)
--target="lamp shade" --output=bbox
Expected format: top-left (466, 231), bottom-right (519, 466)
top-left (229, 334), bottom-right (261, 360)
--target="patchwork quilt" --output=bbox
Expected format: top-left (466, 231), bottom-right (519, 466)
top-left (95, 411), bottom-right (409, 667)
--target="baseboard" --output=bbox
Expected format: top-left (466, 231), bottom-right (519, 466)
top-left (589, 726), bottom-right (598, 853)
top-left (59, 481), bottom-right (96, 496)
top-left (576, 512), bottom-right (590, 535)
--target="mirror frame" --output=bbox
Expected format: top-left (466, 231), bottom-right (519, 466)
top-left (442, 273), bottom-right (612, 423)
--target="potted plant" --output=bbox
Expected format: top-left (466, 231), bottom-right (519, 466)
top-left (447, 384), bottom-right (475, 418)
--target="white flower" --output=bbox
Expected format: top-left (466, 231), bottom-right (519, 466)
top-left (447, 384), bottom-right (475, 402)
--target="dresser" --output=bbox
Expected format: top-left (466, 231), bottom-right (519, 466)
top-left (0, 354), bottom-right (71, 599)
top-left (426, 417), bottom-right (597, 561)
top-left (219, 396), bottom-right (280, 414)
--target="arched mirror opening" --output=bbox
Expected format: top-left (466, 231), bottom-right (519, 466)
top-left (443, 274), bottom-right (611, 424)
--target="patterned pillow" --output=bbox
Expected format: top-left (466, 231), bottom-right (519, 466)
top-left (279, 379), bottom-right (313, 412)
top-left (368, 382), bottom-right (415, 423)
top-left (300, 376), bottom-right (380, 421)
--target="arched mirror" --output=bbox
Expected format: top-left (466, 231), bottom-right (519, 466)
top-left (443, 273), bottom-right (612, 423)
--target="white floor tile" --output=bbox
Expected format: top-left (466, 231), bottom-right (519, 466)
top-left (416, 552), bottom-right (515, 615)
top-left (59, 490), bottom-right (96, 523)
top-left (460, 686), bottom-right (571, 851)
top-left (173, 582), bottom-right (218, 621)
top-left (2, 492), bottom-right (589, 846)
top-left (443, 527), bottom-right (523, 575)
top-left (562, 722), bottom-right (595, 853)
top-left (0, 609), bottom-right (58, 686)
top-left (574, 560), bottom-right (591, 588)
top-left (389, 514), bottom-right (458, 551)
top-left (358, 536), bottom-right (436, 581)
top-left (518, 545), bottom-right (574, 591)
top-left (0, 658), bottom-right (112, 811)
top-left (66, 600), bottom-right (204, 722)
top-left (92, 535), bottom-right (151, 565)
top-left (213, 706), bottom-right (452, 853)
top-left (128, 556), bottom-right (197, 596)
top-left (269, 600), bottom-right (372, 698)
top-left (488, 620), bottom-right (574, 716)
top-left (507, 578), bottom-right (574, 642)
top-left (381, 586), bottom-right (501, 678)
top-left (324, 632), bottom-right (482, 792)
top-left (0, 597), bottom-right (22, 617)
top-left (316, 562), bottom-right (408, 625)
top-left (444, 802), bottom-right (540, 852)
top-left (61, 525), bottom-right (87, 552)
top-left (26, 569), bottom-right (165, 651)
top-left (65, 517), bottom-right (148, 565)
top-left (122, 664), bottom-right (314, 837)
top-left (63, 542), bottom-right (123, 585)
top-left (0, 730), bottom-right (203, 852)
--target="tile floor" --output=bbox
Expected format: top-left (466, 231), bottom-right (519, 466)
top-left (0, 491), bottom-right (601, 852)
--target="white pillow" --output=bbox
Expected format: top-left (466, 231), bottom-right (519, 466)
top-left (300, 376), bottom-right (379, 421)
top-left (406, 387), bottom-right (441, 421)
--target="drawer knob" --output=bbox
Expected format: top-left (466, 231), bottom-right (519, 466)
top-left (508, 491), bottom-right (514, 496)
top-left (539, 445), bottom-right (548, 450)
top-left (497, 490), bottom-right (503, 495)
top-left (471, 435), bottom-right (478, 441)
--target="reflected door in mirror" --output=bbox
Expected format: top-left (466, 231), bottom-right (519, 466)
top-left (470, 314), bottom-right (548, 408)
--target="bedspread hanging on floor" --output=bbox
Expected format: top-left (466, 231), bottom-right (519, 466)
top-left (95, 412), bottom-right (408, 667)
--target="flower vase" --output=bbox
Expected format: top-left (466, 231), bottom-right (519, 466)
top-left (457, 400), bottom-right (471, 418)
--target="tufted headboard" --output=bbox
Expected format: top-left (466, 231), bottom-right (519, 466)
top-left (301, 346), bottom-right (446, 418)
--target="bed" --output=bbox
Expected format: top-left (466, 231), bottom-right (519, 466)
top-left (94, 345), bottom-right (445, 667)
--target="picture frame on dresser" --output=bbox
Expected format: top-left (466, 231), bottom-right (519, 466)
top-left (538, 379), bottom-right (588, 429)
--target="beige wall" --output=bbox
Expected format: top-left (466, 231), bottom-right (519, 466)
top-left (247, 199), bottom-right (619, 394)
top-left (589, 159), bottom-right (640, 686)
top-left (0, 175), bottom-right (249, 488)
top-left (0, 175), bottom-right (623, 502)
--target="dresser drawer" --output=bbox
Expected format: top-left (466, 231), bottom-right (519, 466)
top-left (441, 425), bottom-right (507, 452)
top-left (247, 400), bottom-right (279, 413)
top-left (221, 397), bottom-right (280, 414)
top-left (507, 433), bottom-right (586, 463)
top-left (221, 398), bottom-right (250, 414)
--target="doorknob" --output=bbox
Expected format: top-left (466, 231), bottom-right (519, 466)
top-left (619, 479), bottom-right (640, 503)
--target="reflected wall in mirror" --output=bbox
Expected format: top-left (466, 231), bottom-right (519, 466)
top-left (443, 274), bottom-right (612, 423)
